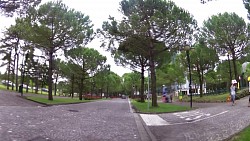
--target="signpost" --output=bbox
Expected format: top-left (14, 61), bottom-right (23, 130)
top-left (248, 77), bottom-right (250, 93)
top-left (147, 69), bottom-right (150, 110)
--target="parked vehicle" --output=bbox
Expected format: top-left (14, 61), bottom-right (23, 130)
top-left (1, 80), bottom-right (15, 87)
top-left (1, 80), bottom-right (6, 85)
top-left (41, 88), bottom-right (48, 92)
top-left (22, 84), bottom-right (31, 89)
top-left (121, 95), bottom-right (126, 99)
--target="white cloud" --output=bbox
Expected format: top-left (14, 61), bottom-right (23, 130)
top-left (173, 0), bottom-right (248, 26)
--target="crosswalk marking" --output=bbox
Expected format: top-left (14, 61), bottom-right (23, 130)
top-left (173, 110), bottom-right (211, 121)
top-left (140, 114), bottom-right (169, 126)
top-left (140, 110), bottom-right (228, 126)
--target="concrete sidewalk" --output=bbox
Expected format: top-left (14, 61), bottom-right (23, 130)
top-left (142, 96), bottom-right (250, 141)
top-left (0, 89), bottom-right (43, 107)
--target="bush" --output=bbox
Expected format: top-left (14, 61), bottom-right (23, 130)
top-left (236, 88), bottom-right (249, 100)
top-left (83, 95), bottom-right (101, 100)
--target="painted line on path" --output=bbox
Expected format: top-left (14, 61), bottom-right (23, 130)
top-left (140, 114), bottom-right (169, 126)
top-left (128, 98), bottom-right (133, 113)
top-left (140, 110), bottom-right (228, 126)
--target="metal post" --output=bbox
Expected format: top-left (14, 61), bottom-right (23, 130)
top-left (186, 50), bottom-right (192, 108)
top-left (20, 64), bottom-right (25, 96)
top-left (71, 74), bottom-right (74, 98)
top-left (249, 82), bottom-right (250, 93)
top-left (106, 66), bottom-right (110, 98)
top-left (248, 77), bottom-right (250, 93)
top-left (20, 52), bottom-right (29, 96)
top-left (147, 69), bottom-right (150, 110)
top-left (227, 54), bottom-right (232, 81)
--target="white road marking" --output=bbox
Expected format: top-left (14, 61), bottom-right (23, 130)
top-left (128, 98), bottom-right (133, 113)
top-left (170, 110), bottom-right (229, 125)
top-left (141, 111), bottom-right (228, 126)
top-left (174, 110), bottom-right (211, 121)
top-left (140, 114), bottom-right (169, 126)
top-left (193, 115), bottom-right (202, 120)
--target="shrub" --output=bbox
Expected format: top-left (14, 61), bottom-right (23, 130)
top-left (236, 88), bottom-right (249, 100)
top-left (83, 95), bottom-right (101, 100)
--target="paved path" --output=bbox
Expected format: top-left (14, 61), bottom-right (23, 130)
top-left (140, 97), bottom-right (250, 141)
top-left (0, 90), bottom-right (43, 107)
top-left (0, 90), bottom-right (146, 141)
top-left (1, 89), bottom-right (250, 141)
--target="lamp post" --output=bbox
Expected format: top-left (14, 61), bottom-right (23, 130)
top-left (91, 79), bottom-right (93, 97)
top-left (90, 79), bottom-right (95, 98)
top-left (99, 88), bottom-right (102, 99)
top-left (184, 45), bottom-right (193, 108)
top-left (20, 51), bottom-right (29, 97)
top-left (147, 69), bottom-right (150, 110)
top-left (218, 74), bottom-right (222, 90)
top-left (227, 52), bottom-right (232, 81)
top-left (106, 66), bottom-right (110, 98)
top-left (248, 76), bottom-right (250, 93)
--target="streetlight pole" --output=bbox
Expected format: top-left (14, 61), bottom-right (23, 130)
top-left (186, 49), bottom-right (192, 108)
top-left (106, 66), bottom-right (110, 98)
top-left (227, 54), bottom-right (232, 81)
top-left (147, 69), bottom-right (150, 110)
top-left (20, 51), bottom-right (29, 97)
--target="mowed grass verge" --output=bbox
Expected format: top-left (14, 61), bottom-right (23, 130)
top-left (26, 96), bottom-right (94, 105)
top-left (181, 93), bottom-right (229, 103)
top-left (181, 88), bottom-right (249, 103)
top-left (228, 125), bottom-right (250, 141)
top-left (0, 84), bottom-right (50, 95)
top-left (0, 84), bottom-right (8, 90)
top-left (131, 100), bottom-right (190, 114)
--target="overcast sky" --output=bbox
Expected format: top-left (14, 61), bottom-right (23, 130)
top-left (0, 0), bottom-right (248, 76)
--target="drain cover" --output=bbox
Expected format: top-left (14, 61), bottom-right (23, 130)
top-left (68, 109), bottom-right (79, 112)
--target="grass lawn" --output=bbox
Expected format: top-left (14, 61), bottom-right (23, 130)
top-left (181, 93), bottom-right (229, 103)
top-left (131, 100), bottom-right (190, 113)
top-left (228, 125), bottom-right (250, 141)
top-left (26, 96), bottom-right (94, 105)
top-left (0, 84), bottom-right (7, 90)
top-left (0, 84), bottom-right (59, 96)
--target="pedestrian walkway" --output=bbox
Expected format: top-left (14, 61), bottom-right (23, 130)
top-left (0, 90), bottom-right (43, 107)
top-left (140, 114), bottom-right (169, 126)
top-left (141, 96), bottom-right (250, 141)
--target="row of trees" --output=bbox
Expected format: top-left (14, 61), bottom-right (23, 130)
top-left (1, 0), bottom-right (250, 108)
top-left (98, 0), bottom-right (250, 107)
top-left (0, 1), bottom-right (105, 100)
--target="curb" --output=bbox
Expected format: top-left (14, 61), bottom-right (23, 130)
top-left (128, 98), bottom-right (157, 141)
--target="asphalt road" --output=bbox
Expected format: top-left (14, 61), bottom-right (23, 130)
top-left (1, 90), bottom-right (250, 141)
top-left (0, 90), bottom-right (145, 141)
top-left (141, 97), bottom-right (250, 141)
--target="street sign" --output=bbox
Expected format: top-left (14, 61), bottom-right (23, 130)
top-left (248, 77), bottom-right (250, 92)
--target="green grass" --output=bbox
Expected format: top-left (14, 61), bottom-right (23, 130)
top-left (28, 90), bottom-right (49, 95)
top-left (181, 93), bottom-right (229, 103)
top-left (0, 84), bottom-right (58, 95)
top-left (26, 96), bottom-right (94, 105)
top-left (131, 100), bottom-right (190, 113)
top-left (0, 84), bottom-right (7, 90)
top-left (228, 125), bottom-right (250, 141)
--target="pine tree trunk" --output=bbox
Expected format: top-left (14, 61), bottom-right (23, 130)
top-left (15, 53), bottom-right (19, 91)
top-left (48, 51), bottom-right (53, 100)
top-left (140, 69), bottom-right (145, 102)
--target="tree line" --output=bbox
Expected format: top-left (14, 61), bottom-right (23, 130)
top-left (1, 0), bottom-right (250, 107)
